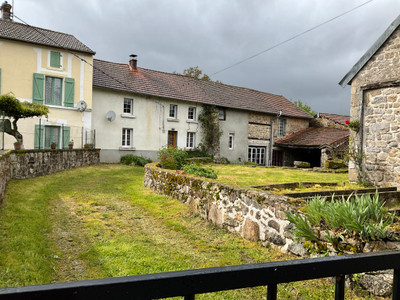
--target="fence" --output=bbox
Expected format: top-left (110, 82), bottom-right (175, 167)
top-left (0, 251), bottom-right (399, 299)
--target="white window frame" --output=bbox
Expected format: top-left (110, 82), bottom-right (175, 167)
top-left (278, 118), bottom-right (286, 136)
top-left (229, 134), bottom-right (234, 150)
top-left (186, 132), bottom-right (196, 149)
top-left (218, 108), bottom-right (226, 121)
top-left (169, 104), bottom-right (178, 119)
top-left (188, 107), bottom-right (196, 121)
top-left (248, 147), bottom-right (266, 165)
top-left (123, 98), bottom-right (133, 114)
top-left (122, 128), bottom-right (133, 147)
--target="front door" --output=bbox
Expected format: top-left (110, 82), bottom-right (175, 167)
top-left (168, 131), bottom-right (177, 147)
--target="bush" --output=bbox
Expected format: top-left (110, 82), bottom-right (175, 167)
top-left (286, 193), bottom-right (395, 254)
top-left (158, 147), bottom-right (188, 170)
top-left (120, 154), bottom-right (152, 166)
top-left (182, 163), bottom-right (218, 179)
top-left (214, 157), bottom-right (230, 164)
top-left (185, 157), bottom-right (213, 164)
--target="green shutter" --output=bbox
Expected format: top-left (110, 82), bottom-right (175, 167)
top-left (34, 124), bottom-right (44, 149)
top-left (62, 126), bottom-right (70, 149)
top-left (64, 78), bottom-right (74, 107)
top-left (32, 73), bottom-right (44, 104)
top-left (50, 51), bottom-right (61, 68)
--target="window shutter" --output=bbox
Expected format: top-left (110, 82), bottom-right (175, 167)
top-left (34, 124), bottom-right (44, 149)
top-left (64, 78), bottom-right (74, 107)
top-left (50, 51), bottom-right (61, 68)
top-left (32, 73), bottom-right (44, 104)
top-left (62, 126), bottom-right (70, 149)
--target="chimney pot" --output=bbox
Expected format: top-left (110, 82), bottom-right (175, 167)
top-left (1, 1), bottom-right (12, 21)
top-left (129, 54), bottom-right (137, 71)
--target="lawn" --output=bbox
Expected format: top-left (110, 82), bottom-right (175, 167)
top-left (0, 165), bottom-right (373, 299)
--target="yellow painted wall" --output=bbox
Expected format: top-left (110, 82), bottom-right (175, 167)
top-left (0, 38), bottom-right (93, 149)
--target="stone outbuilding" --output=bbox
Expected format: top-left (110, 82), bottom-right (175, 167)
top-left (339, 14), bottom-right (400, 188)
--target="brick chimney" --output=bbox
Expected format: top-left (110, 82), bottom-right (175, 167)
top-left (129, 54), bottom-right (137, 71)
top-left (1, 1), bottom-right (12, 21)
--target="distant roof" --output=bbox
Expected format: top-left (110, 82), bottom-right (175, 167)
top-left (0, 19), bottom-right (95, 54)
top-left (93, 59), bottom-right (312, 119)
top-left (339, 14), bottom-right (400, 87)
top-left (318, 113), bottom-right (350, 126)
top-left (275, 127), bottom-right (349, 149)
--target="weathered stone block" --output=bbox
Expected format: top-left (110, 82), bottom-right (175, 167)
top-left (243, 218), bottom-right (260, 242)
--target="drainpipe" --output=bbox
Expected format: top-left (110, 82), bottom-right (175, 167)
top-left (269, 120), bottom-right (274, 166)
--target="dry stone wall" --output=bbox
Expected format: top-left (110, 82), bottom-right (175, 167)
top-left (144, 163), bottom-right (306, 255)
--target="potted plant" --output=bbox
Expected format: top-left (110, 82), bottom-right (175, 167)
top-left (84, 143), bottom-right (89, 149)
top-left (51, 142), bottom-right (57, 149)
top-left (68, 140), bottom-right (74, 149)
top-left (13, 141), bottom-right (22, 150)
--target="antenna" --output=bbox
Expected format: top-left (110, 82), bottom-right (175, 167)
top-left (106, 111), bottom-right (116, 122)
top-left (76, 100), bottom-right (87, 112)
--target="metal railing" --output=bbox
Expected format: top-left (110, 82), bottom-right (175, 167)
top-left (0, 251), bottom-right (399, 300)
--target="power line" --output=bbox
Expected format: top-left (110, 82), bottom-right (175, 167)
top-left (211, 0), bottom-right (375, 76)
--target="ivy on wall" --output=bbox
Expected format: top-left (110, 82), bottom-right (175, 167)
top-left (198, 104), bottom-right (222, 157)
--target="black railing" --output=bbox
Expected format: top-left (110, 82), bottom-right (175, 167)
top-left (0, 251), bottom-right (399, 300)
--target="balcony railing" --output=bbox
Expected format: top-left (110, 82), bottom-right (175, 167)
top-left (0, 251), bottom-right (399, 300)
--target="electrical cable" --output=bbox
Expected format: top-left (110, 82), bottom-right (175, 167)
top-left (211, 0), bottom-right (375, 76)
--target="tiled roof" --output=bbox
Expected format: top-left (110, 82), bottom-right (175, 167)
top-left (275, 127), bottom-right (349, 148)
top-left (319, 113), bottom-right (350, 126)
top-left (93, 59), bottom-right (312, 119)
top-left (0, 19), bottom-right (95, 54)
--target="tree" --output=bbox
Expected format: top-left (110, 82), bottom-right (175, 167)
top-left (0, 94), bottom-right (49, 144)
top-left (293, 100), bottom-right (316, 116)
top-left (176, 66), bottom-right (222, 83)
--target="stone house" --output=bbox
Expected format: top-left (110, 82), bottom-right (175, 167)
top-left (92, 57), bottom-right (312, 163)
top-left (339, 14), bottom-right (400, 188)
top-left (274, 113), bottom-right (350, 167)
top-left (0, 2), bottom-right (95, 150)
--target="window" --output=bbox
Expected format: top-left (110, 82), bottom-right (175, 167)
top-left (50, 51), bottom-right (62, 68)
top-left (34, 125), bottom-right (70, 149)
top-left (229, 134), bottom-right (234, 150)
top-left (122, 128), bottom-right (133, 147)
top-left (218, 109), bottom-right (226, 120)
top-left (248, 147), bottom-right (266, 165)
top-left (188, 107), bottom-right (196, 121)
top-left (169, 104), bottom-right (178, 118)
top-left (186, 132), bottom-right (196, 148)
top-left (123, 98), bottom-right (133, 114)
top-left (278, 118), bottom-right (286, 136)
top-left (45, 76), bottom-right (62, 106)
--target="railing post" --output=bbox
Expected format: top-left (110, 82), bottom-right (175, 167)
top-left (393, 268), bottom-right (400, 300)
top-left (267, 283), bottom-right (277, 300)
top-left (335, 275), bottom-right (345, 300)
top-left (184, 294), bottom-right (195, 300)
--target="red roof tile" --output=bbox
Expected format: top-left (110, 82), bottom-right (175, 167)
top-left (0, 19), bottom-right (95, 54)
top-left (275, 127), bottom-right (349, 148)
top-left (93, 59), bottom-right (312, 119)
top-left (319, 113), bottom-right (350, 126)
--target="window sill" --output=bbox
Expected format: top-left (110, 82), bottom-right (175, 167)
top-left (167, 118), bottom-right (179, 122)
top-left (186, 120), bottom-right (198, 124)
top-left (119, 147), bottom-right (136, 151)
top-left (121, 114), bottom-right (136, 119)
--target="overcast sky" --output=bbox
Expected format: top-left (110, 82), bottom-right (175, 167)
top-left (12, 0), bottom-right (400, 115)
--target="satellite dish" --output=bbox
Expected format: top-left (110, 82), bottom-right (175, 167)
top-left (77, 100), bottom-right (87, 112)
top-left (106, 111), bottom-right (116, 122)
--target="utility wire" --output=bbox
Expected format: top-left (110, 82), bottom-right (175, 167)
top-left (13, 14), bottom-right (133, 92)
top-left (211, 0), bottom-right (375, 76)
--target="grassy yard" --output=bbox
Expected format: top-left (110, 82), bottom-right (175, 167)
top-left (212, 164), bottom-right (362, 192)
top-left (0, 165), bottom-right (373, 299)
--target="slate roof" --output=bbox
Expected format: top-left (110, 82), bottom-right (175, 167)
top-left (318, 113), bottom-right (350, 126)
top-left (93, 59), bottom-right (312, 119)
top-left (339, 14), bottom-right (400, 87)
top-left (275, 127), bottom-right (349, 149)
top-left (0, 19), bottom-right (95, 54)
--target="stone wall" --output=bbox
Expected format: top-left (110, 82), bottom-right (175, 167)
top-left (350, 26), bottom-right (400, 188)
top-left (0, 149), bottom-right (100, 203)
top-left (144, 163), bottom-right (305, 256)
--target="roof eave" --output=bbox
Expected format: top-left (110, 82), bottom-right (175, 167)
top-left (339, 13), bottom-right (400, 87)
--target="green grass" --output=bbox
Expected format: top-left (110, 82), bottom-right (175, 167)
top-left (212, 164), bottom-right (362, 191)
top-left (0, 165), bottom-right (375, 299)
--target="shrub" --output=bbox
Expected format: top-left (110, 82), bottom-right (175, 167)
top-left (182, 163), bottom-right (218, 179)
top-left (286, 193), bottom-right (395, 254)
top-left (158, 147), bottom-right (188, 170)
top-left (120, 154), bottom-right (152, 167)
top-left (214, 157), bottom-right (230, 164)
top-left (185, 157), bottom-right (213, 164)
